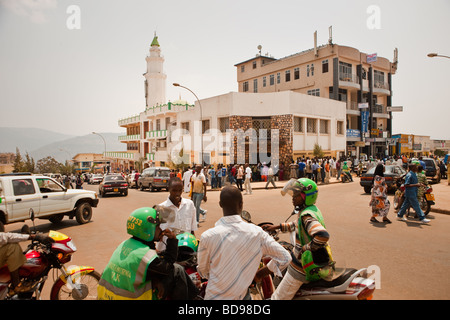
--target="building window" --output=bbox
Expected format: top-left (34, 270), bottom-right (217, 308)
top-left (270, 74), bottom-right (274, 86)
top-left (263, 76), bottom-right (267, 87)
top-left (253, 79), bottom-right (258, 93)
top-left (374, 70), bottom-right (385, 87)
top-left (294, 117), bottom-right (304, 133)
top-left (219, 117), bottom-right (229, 133)
top-left (307, 64), bottom-right (310, 77)
top-left (307, 89), bottom-right (320, 97)
top-left (202, 119), bottom-right (210, 134)
top-left (322, 59), bottom-right (329, 73)
top-left (285, 70), bottom-right (291, 82)
top-left (241, 65), bottom-right (245, 73)
top-left (320, 119), bottom-right (329, 134)
top-left (156, 119), bottom-right (161, 131)
top-left (311, 63), bottom-right (314, 76)
top-left (253, 61), bottom-right (257, 69)
top-left (339, 62), bottom-right (352, 79)
top-left (277, 72), bottom-right (280, 84)
top-left (307, 118), bottom-right (317, 133)
top-left (337, 121), bottom-right (344, 135)
top-left (294, 67), bottom-right (300, 80)
top-left (243, 81), bottom-right (249, 92)
top-left (181, 121), bottom-right (190, 133)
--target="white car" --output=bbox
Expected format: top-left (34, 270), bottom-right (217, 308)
top-left (0, 173), bottom-right (99, 226)
top-left (89, 174), bottom-right (104, 184)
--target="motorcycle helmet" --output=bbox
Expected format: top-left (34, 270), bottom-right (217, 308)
top-left (281, 178), bottom-right (318, 206)
top-left (176, 232), bottom-right (198, 264)
top-left (176, 232), bottom-right (198, 252)
top-left (127, 206), bottom-right (175, 242)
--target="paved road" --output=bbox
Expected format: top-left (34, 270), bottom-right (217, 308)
top-left (5, 179), bottom-right (450, 300)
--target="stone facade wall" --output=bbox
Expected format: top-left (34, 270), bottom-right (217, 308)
top-left (228, 115), bottom-right (293, 165)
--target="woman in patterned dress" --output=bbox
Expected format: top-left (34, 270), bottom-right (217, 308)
top-left (369, 163), bottom-right (391, 223)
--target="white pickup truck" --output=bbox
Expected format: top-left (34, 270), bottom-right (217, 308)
top-left (0, 173), bottom-right (99, 226)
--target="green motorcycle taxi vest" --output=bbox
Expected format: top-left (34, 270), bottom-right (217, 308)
top-left (297, 205), bottom-right (334, 282)
top-left (97, 238), bottom-right (158, 300)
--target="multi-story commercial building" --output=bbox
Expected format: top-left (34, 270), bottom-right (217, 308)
top-left (234, 38), bottom-right (399, 159)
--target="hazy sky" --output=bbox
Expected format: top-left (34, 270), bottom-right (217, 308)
top-left (1, 0), bottom-right (449, 139)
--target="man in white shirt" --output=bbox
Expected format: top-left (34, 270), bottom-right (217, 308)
top-left (182, 168), bottom-right (193, 193)
top-left (191, 165), bottom-right (207, 223)
top-left (197, 186), bottom-right (291, 300)
top-left (244, 163), bottom-right (252, 195)
top-left (156, 177), bottom-right (198, 252)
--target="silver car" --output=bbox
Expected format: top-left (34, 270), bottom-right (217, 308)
top-left (138, 167), bottom-right (171, 192)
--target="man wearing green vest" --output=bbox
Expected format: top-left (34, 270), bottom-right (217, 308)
top-left (261, 178), bottom-right (334, 300)
top-left (97, 206), bottom-right (198, 300)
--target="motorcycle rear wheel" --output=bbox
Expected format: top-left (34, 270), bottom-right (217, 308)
top-left (50, 271), bottom-right (101, 300)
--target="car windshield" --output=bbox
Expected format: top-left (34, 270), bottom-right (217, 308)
top-left (156, 170), bottom-right (170, 177)
top-left (423, 160), bottom-right (435, 167)
top-left (367, 165), bottom-right (405, 175)
top-left (93, 174), bottom-right (103, 178)
top-left (104, 175), bottom-right (125, 182)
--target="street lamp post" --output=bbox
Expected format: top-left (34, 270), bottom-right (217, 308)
top-left (92, 132), bottom-right (107, 173)
top-left (427, 53), bottom-right (450, 59)
top-left (172, 83), bottom-right (204, 165)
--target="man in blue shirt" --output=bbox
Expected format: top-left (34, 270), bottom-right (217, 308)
top-left (397, 163), bottom-right (430, 224)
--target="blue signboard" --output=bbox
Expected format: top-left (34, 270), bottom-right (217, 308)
top-left (361, 110), bottom-right (369, 133)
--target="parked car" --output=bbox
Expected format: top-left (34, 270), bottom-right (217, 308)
top-left (421, 157), bottom-right (441, 183)
top-left (89, 174), bottom-right (104, 185)
top-left (138, 167), bottom-right (171, 192)
top-left (0, 173), bottom-right (98, 225)
top-left (360, 165), bottom-right (406, 194)
top-left (99, 174), bottom-right (128, 197)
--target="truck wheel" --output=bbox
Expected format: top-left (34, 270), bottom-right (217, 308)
top-left (75, 203), bottom-right (92, 224)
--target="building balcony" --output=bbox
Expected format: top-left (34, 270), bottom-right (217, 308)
top-left (118, 134), bottom-right (141, 142)
top-left (104, 151), bottom-right (141, 161)
top-left (373, 81), bottom-right (391, 95)
top-left (146, 130), bottom-right (167, 139)
top-left (346, 101), bottom-right (360, 115)
top-left (339, 72), bottom-right (360, 90)
top-left (118, 115), bottom-right (141, 127)
top-left (145, 102), bottom-right (195, 116)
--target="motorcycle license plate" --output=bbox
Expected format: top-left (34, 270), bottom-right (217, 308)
top-left (114, 188), bottom-right (118, 192)
top-left (425, 194), bottom-right (435, 201)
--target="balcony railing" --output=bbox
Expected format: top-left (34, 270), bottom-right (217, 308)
top-left (339, 72), bottom-right (360, 85)
top-left (118, 115), bottom-right (140, 126)
top-left (118, 134), bottom-right (141, 141)
top-left (104, 151), bottom-right (140, 161)
top-left (146, 130), bottom-right (167, 139)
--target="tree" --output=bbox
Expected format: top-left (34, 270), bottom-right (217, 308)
top-left (313, 143), bottom-right (324, 158)
top-left (13, 148), bottom-right (24, 173)
top-left (23, 152), bottom-right (36, 173)
top-left (36, 156), bottom-right (61, 174)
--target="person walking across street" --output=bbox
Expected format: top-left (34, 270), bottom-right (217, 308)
top-left (397, 163), bottom-right (430, 224)
top-left (244, 163), bottom-right (252, 195)
top-left (369, 164), bottom-right (391, 223)
top-left (191, 165), bottom-right (207, 223)
top-left (265, 166), bottom-right (277, 189)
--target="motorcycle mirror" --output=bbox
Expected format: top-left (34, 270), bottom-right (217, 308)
top-left (241, 210), bottom-right (252, 223)
top-left (29, 208), bottom-right (35, 221)
top-left (21, 224), bottom-right (30, 235)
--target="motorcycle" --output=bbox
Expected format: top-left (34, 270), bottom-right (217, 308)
top-left (241, 210), bottom-right (376, 300)
top-left (0, 209), bottom-right (100, 300)
top-left (393, 175), bottom-right (434, 216)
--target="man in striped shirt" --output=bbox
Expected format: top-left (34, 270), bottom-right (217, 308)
top-left (197, 186), bottom-right (291, 300)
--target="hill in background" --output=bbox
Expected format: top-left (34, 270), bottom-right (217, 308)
top-left (0, 127), bottom-right (126, 163)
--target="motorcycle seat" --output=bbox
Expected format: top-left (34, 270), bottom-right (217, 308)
top-left (299, 268), bottom-right (358, 291)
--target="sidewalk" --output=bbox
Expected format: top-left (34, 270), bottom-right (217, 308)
top-left (206, 176), bottom-right (450, 215)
